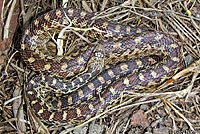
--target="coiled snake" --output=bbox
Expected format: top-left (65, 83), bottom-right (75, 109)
top-left (21, 8), bottom-right (183, 124)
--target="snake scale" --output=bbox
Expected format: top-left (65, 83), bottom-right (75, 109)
top-left (21, 8), bottom-right (183, 124)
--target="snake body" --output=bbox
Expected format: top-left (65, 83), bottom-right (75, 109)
top-left (21, 8), bottom-right (183, 124)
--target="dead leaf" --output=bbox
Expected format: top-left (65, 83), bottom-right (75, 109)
top-left (130, 110), bottom-right (150, 128)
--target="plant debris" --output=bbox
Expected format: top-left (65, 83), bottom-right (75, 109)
top-left (0, 0), bottom-right (200, 133)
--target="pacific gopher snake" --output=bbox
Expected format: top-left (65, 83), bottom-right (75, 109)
top-left (21, 8), bottom-right (183, 124)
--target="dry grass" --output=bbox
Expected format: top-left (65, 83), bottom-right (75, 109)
top-left (0, 0), bottom-right (200, 133)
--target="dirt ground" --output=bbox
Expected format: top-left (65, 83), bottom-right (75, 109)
top-left (0, 0), bottom-right (200, 134)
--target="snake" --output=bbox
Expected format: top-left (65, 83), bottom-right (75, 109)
top-left (21, 8), bottom-right (183, 124)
